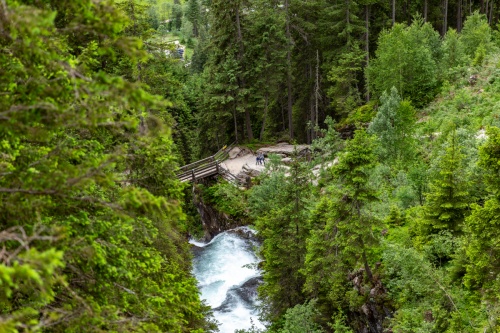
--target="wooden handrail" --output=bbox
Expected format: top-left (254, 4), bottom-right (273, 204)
top-left (177, 161), bottom-right (218, 179)
top-left (178, 156), bottom-right (214, 173)
top-left (176, 142), bottom-right (238, 183)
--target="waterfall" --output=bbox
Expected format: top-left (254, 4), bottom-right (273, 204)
top-left (191, 227), bottom-right (265, 333)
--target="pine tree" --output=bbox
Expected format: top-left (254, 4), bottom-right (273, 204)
top-left (465, 127), bottom-right (500, 299)
top-left (249, 152), bottom-right (315, 321)
top-left (366, 16), bottom-right (440, 106)
top-left (368, 87), bottom-right (416, 164)
top-left (440, 28), bottom-right (467, 79)
top-left (459, 12), bottom-right (493, 61)
top-left (200, 0), bottom-right (254, 146)
top-left (326, 0), bottom-right (366, 115)
top-left (419, 128), bottom-right (470, 234)
top-left (245, 0), bottom-right (287, 141)
top-left (186, 0), bottom-right (201, 37)
top-left (304, 130), bottom-right (379, 311)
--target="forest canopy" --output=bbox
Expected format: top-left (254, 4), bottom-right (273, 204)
top-left (3, 0), bottom-right (500, 332)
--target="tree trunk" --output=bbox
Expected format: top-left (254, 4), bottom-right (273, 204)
top-left (424, 0), bottom-right (428, 21)
top-left (403, 0), bottom-right (408, 23)
top-left (489, 0), bottom-right (493, 24)
top-left (392, 0), bottom-right (396, 25)
top-left (365, 5), bottom-right (370, 102)
top-left (315, 49), bottom-right (320, 138)
top-left (260, 93), bottom-right (269, 141)
top-left (457, 0), bottom-right (462, 31)
top-left (233, 103), bottom-right (239, 143)
top-left (443, 0), bottom-right (448, 35)
top-left (408, 0), bottom-right (412, 24)
top-left (308, 95), bottom-right (312, 144)
top-left (281, 97), bottom-right (286, 131)
top-left (235, 2), bottom-right (253, 141)
top-left (308, 65), bottom-right (313, 144)
top-left (285, 0), bottom-right (294, 139)
top-left (193, 23), bottom-right (198, 37)
top-left (362, 249), bottom-right (374, 283)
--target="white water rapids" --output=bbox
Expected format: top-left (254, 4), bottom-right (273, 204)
top-left (190, 227), bottom-right (265, 333)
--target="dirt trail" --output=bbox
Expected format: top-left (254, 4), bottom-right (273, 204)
top-left (221, 153), bottom-right (265, 175)
top-left (221, 143), bottom-right (309, 176)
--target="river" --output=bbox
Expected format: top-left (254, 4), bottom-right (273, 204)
top-left (190, 227), bottom-right (266, 333)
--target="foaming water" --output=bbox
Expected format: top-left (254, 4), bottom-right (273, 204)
top-left (191, 227), bottom-right (265, 332)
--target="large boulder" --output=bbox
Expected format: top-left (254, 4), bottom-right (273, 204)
top-left (228, 146), bottom-right (242, 159)
top-left (228, 146), bottom-right (252, 159)
top-left (257, 142), bottom-right (310, 157)
top-left (242, 163), bottom-right (261, 177)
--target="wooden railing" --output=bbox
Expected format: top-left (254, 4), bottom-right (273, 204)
top-left (176, 143), bottom-right (239, 183)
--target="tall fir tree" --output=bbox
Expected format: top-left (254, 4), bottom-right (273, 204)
top-left (418, 128), bottom-right (470, 235)
top-left (465, 127), bottom-right (500, 305)
top-left (304, 130), bottom-right (379, 320)
top-left (368, 87), bottom-right (416, 164)
top-left (249, 154), bottom-right (315, 322)
top-left (366, 16), bottom-right (440, 106)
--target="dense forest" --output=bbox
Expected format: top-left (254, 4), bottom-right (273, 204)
top-left (3, 0), bottom-right (500, 332)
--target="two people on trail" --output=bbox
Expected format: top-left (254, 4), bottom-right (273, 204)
top-left (256, 152), bottom-right (265, 165)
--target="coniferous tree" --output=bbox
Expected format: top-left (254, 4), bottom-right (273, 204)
top-left (288, 0), bottom-right (324, 142)
top-left (366, 17), bottom-right (440, 106)
top-left (440, 28), bottom-right (468, 80)
top-left (465, 127), bottom-right (500, 302)
top-left (186, 0), bottom-right (201, 37)
top-left (201, 0), bottom-right (254, 147)
top-left (249, 154), bottom-right (315, 322)
top-left (326, 0), bottom-right (366, 115)
top-left (172, 1), bottom-right (183, 31)
top-left (459, 11), bottom-right (493, 61)
top-left (304, 130), bottom-right (379, 316)
top-left (0, 1), bottom-right (214, 331)
top-left (418, 128), bottom-right (470, 236)
top-left (245, 0), bottom-right (287, 140)
top-left (368, 87), bottom-right (416, 164)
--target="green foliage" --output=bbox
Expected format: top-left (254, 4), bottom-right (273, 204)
top-left (417, 129), bottom-right (470, 236)
top-left (235, 320), bottom-right (265, 333)
top-left (304, 130), bottom-right (379, 312)
top-left (465, 128), bottom-right (500, 303)
top-left (185, 0), bottom-right (201, 37)
top-left (367, 17), bottom-right (440, 106)
top-left (7, 0), bottom-right (500, 331)
top-left (0, 1), bottom-right (213, 331)
top-left (341, 102), bottom-right (377, 127)
top-left (200, 181), bottom-right (248, 219)
top-left (326, 0), bottom-right (366, 114)
top-left (278, 300), bottom-right (325, 333)
top-left (440, 29), bottom-right (468, 81)
top-left (329, 310), bottom-right (354, 333)
top-left (460, 12), bottom-right (494, 62)
top-left (311, 116), bottom-right (343, 165)
top-left (249, 152), bottom-right (315, 321)
top-left (368, 87), bottom-right (417, 164)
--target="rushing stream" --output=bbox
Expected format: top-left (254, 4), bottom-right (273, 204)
top-left (190, 227), bottom-right (265, 333)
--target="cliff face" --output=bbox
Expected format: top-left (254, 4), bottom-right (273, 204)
top-left (192, 184), bottom-right (243, 241)
top-left (348, 268), bottom-right (394, 333)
